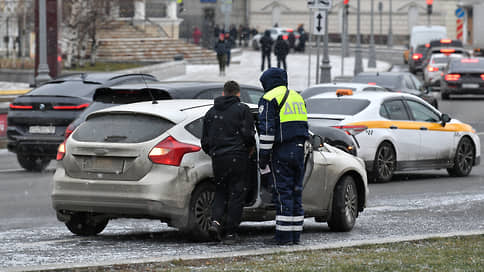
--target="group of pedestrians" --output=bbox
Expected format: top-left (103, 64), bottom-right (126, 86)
top-left (201, 68), bottom-right (308, 245)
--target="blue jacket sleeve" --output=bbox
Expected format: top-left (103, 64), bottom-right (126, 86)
top-left (257, 97), bottom-right (278, 167)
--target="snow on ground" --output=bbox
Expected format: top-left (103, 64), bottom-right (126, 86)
top-left (0, 81), bottom-right (29, 90)
top-left (167, 50), bottom-right (391, 91)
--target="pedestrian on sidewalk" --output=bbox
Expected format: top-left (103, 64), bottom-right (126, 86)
top-left (274, 35), bottom-right (289, 71)
top-left (257, 68), bottom-right (309, 245)
top-left (192, 27), bottom-right (202, 45)
top-left (225, 32), bottom-right (233, 67)
top-left (214, 34), bottom-right (227, 76)
top-left (260, 30), bottom-right (274, 71)
top-left (201, 80), bottom-right (256, 244)
top-left (287, 29), bottom-right (296, 53)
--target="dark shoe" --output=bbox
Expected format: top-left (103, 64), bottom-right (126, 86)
top-left (208, 221), bottom-right (222, 242)
top-left (222, 233), bottom-right (239, 245)
top-left (263, 238), bottom-right (292, 246)
top-left (293, 240), bottom-right (301, 245)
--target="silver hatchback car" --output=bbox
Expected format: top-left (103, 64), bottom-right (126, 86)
top-left (52, 100), bottom-right (368, 240)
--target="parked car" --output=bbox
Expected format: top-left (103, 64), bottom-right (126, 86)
top-left (300, 83), bottom-right (387, 100)
top-left (305, 91), bottom-right (480, 183)
top-left (423, 53), bottom-right (465, 89)
top-left (52, 100), bottom-right (368, 239)
top-left (7, 73), bottom-right (158, 171)
top-left (251, 27), bottom-right (300, 50)
top-left (440, 57), bottom-right (484, 99)
top-left (65, 81), bottom-right (265, 139)
top-left (352, 71), bottom-right (438, 109)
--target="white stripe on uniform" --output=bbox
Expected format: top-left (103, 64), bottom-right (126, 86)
top-left (260, 135), bottom-right (275, 141)
top-left (276, 215), bottom-right (304, 222)
top-left (260, 143), bottom-right (273, 150)
top-left (276, 225), bottom-right (304, 231)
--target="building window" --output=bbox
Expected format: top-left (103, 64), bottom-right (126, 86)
top-left (146, 0), bottom-right (167, 18)
top-left (119, 0), bottom-right (134, 18)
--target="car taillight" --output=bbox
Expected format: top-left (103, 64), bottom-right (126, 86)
top-left (282, 35), bottom-right (288, 40)
top-left (64, 123), bottom-right (75, 140)
top-left (57, 141), bottom-right (66, 161)
top-left (367, 82), bottom-right (377, 85)
top-left (149, 136), bottom-right (201, 166)
top-left (427, 66), bottom-right (439, 72)
top-left (412, 53), bottom-right (422, 60)
top-left (480, 74), bottom-right (484, 80)
top-left (53, 103), bottom-right (90, 110)
top-left (332, 125), bottom-right (368, 136)
top-left (445, 74), bottom-right (461, 81)
top-left (9, 104), bottom-right (33, 110)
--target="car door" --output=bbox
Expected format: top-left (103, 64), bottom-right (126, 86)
top-left (380, 99), bottom-right (420, 163)
top-left (404, 98), bottom-right (454, 163)
top-left (301, 140), bottom-right (328, 214)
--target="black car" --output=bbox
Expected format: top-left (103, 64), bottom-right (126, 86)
top-left (410, 39), bottom-right (464, 74)
top-left (352, 71), bottom-right (438, 109)
top-left (65, 81), bottom-right (265, 139)
top-left (440, 57), bottom-right (484, 100)
top-left (309, 126), bottom-right (357, 156)
top-left (409, 44), bottom-right (429, 74)
top-left (7, 73), bottom-right (158, 171)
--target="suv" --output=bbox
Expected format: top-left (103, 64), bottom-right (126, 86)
top-left (7, 73), bottom-right (158, 171)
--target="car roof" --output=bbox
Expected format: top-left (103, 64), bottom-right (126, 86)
top-left (354, 71), bottom-right (407, 77)
top-left (52, 72), bottom-right (156, 84)
top-left (88, 99), bottom-right (258, 124)
top-left (308, 90), bottom-right (415, 102)
top-left (308, 83), bottom-right (381, 89)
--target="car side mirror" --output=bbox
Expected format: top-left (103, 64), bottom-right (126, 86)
top-left (441, 113), bottom-right (451, 127)
top-left (311, 135), bottom-right (324, 150)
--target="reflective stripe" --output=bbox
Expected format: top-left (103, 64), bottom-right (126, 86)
top-left (276, 215), bottom-right (304, 222)
top-left (260, 135), bottom-right (275, 141)
top-left (276, 225), bottom-right (304, 231)
top-left (260, 143), bottom-right (273, 149)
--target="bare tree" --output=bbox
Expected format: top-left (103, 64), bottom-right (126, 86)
top-left (61, 0), bottom-right (114, 68)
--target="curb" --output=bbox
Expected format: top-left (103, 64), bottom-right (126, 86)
top-left (0, 89), bottom-right (31, 95)
top-left (4, 230), bottom-right (484, 272)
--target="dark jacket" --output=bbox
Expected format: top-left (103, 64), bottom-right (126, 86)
top-left (288, 32), bottom-right (296, 49)
top-left (274, 36), bottom-right (289, 57)
top-left (202, 96), bottom-right (255, 158)
top-left (214, 40), bottom-right (227, 56)
top-left (260, 30), bottom-right (274, 53)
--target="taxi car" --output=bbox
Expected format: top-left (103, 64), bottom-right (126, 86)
top-left (306, 91), bottom-right (480, 182)
top-left (52, 100), bottom-right (368, 239)
top-left (300, 83), bottom-right (387, 100)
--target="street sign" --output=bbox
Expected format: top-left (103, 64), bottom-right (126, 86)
top-left (221, 0), bottom-right (232, 14)
top-left (308, 0), bottom-right (332, 10)
top-left (313, 11), bottom-right (326, 35)
top-left (455, 8), bottom-right (465, 18)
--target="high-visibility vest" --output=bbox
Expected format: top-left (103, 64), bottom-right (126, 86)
top-left (262, 86), bottom-right (308, 123)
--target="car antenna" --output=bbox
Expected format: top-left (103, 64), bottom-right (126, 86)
top-left (141, 74), bottom-right (157, 104)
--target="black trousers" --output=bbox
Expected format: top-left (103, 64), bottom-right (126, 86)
top-left (211, 154), bottom-right (248, 234)
top-left (277, 55), bottom-right (287, 71)
top-left (261, 51), bottom-right (271, 71)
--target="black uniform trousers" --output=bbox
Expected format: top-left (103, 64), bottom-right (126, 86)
top-left (261, 51), bottom-right (271, 71)
top-left (211, 153), bottom-right (248, 235)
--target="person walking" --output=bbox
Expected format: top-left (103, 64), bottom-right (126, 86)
top-left (274, 35), bottom-right (289, 71)
top-left (192, 27), bottom-right (202, 45)
top-left (260, 30), bottom-right (274, 71)
top-left (257, 68), bottom-right (309, 245)
top-left (214, 34), bottom-right (227, 76)
top-left (201, 80), bottom-right (256, 244)
top-left (287, 29), bottom-right (296, 53)
top-left (224, 32), bottom-right (233, 67)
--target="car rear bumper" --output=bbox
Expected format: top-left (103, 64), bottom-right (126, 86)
top-left (51, 165), bottom-right (198, 228)
top-left (7, 136), bottom-right (64, 157)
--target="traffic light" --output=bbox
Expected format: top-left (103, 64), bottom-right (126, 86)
top-left (344, 0), bottom-right (349, 4)
top-left (427, 0), bottom-right (433, 15)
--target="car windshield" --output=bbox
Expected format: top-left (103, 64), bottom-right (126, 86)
top-left (449, 59), bottom-right (484, 73)
top-left (301, 87), bottom-right (357, 99)
top-left (306, 98), bottom-right (370, 115)
top-left (352, 75), bottom-right (400, 90)
top-left (74, 113), bottom-right (174, 143)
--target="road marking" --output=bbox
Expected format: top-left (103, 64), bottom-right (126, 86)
top-left (0, 89), bottom-right (31, 95)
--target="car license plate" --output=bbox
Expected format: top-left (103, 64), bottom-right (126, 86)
top-left (82, 157), bottom-right (124, 173)
top-left (29, 126), bottom-right (55, 134)
top-left (462, 83), bottom-right (479, 89)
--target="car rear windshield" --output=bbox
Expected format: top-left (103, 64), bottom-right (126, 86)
top-left (73, 113), bottom-right (174, 143)
top-left (449, 59), bottom-right (484, 73)
top-left (352, 75), bottom-right (400, 90)
top-left (306, 98), bottom-right (370, 115)
top-left (28, 80), bottom-right (101, 97)
top-left (301, 87), bottom-right (356, 99)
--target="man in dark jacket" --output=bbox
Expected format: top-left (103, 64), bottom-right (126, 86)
top-left (274, 35), bottom-right (289, 71)
top-left (201, 80), bottom-right (256, 244)
top-left (259, 30), bottom-right (274, 71)
top-left (214, 34), bottom-right (227, 76)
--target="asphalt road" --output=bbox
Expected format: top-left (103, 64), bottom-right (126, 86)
top-left (1, 77), bottom-right (484, 271)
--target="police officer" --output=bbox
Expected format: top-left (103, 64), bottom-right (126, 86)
top-left (258, 68), bottom-right (309, 245)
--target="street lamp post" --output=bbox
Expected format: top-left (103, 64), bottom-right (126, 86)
top-left (353, 0), bottom-right (363, 76)
top-left (320, 9), bottom-right (331, 83)
top-left (387, 0), bottom-right (393, 47)
top-left (368, 0), bottom-right (377, 68)
top-left (35, 0), bottom-right (52, 85)
top-left (343, 2), bottom-right (349, 57)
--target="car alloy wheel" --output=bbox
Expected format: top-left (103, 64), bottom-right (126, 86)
top-left (448, 137), bottom-right (474, 177)
top-left (373, 142), bottom-right (396, 183)
top-left (65, 212), bottom-right (109, 236)
top-left (187, 182), bottom-right (215, 241)
top-left (328, 175), bottom-right (358, 232)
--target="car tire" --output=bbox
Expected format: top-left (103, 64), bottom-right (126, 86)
top-left (186, 182), bottom-right (215, 241)
top-left (327, 175), bottom-right (358, 232)
top-left (447, 137), bottom-right (475, 177)
top-left (17, 154), bottom-right (50, 172)
top-left (370, 141), bottom-right (396, 183)
top-left (441, 91), bottom-right (450, 100)
top-left (65, 212), bottom-right (108, 236)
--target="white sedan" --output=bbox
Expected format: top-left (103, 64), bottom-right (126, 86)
top-left (300, 83), bottom-right (387, 100)
top-left (306, 91), bottom-right (481, 182)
